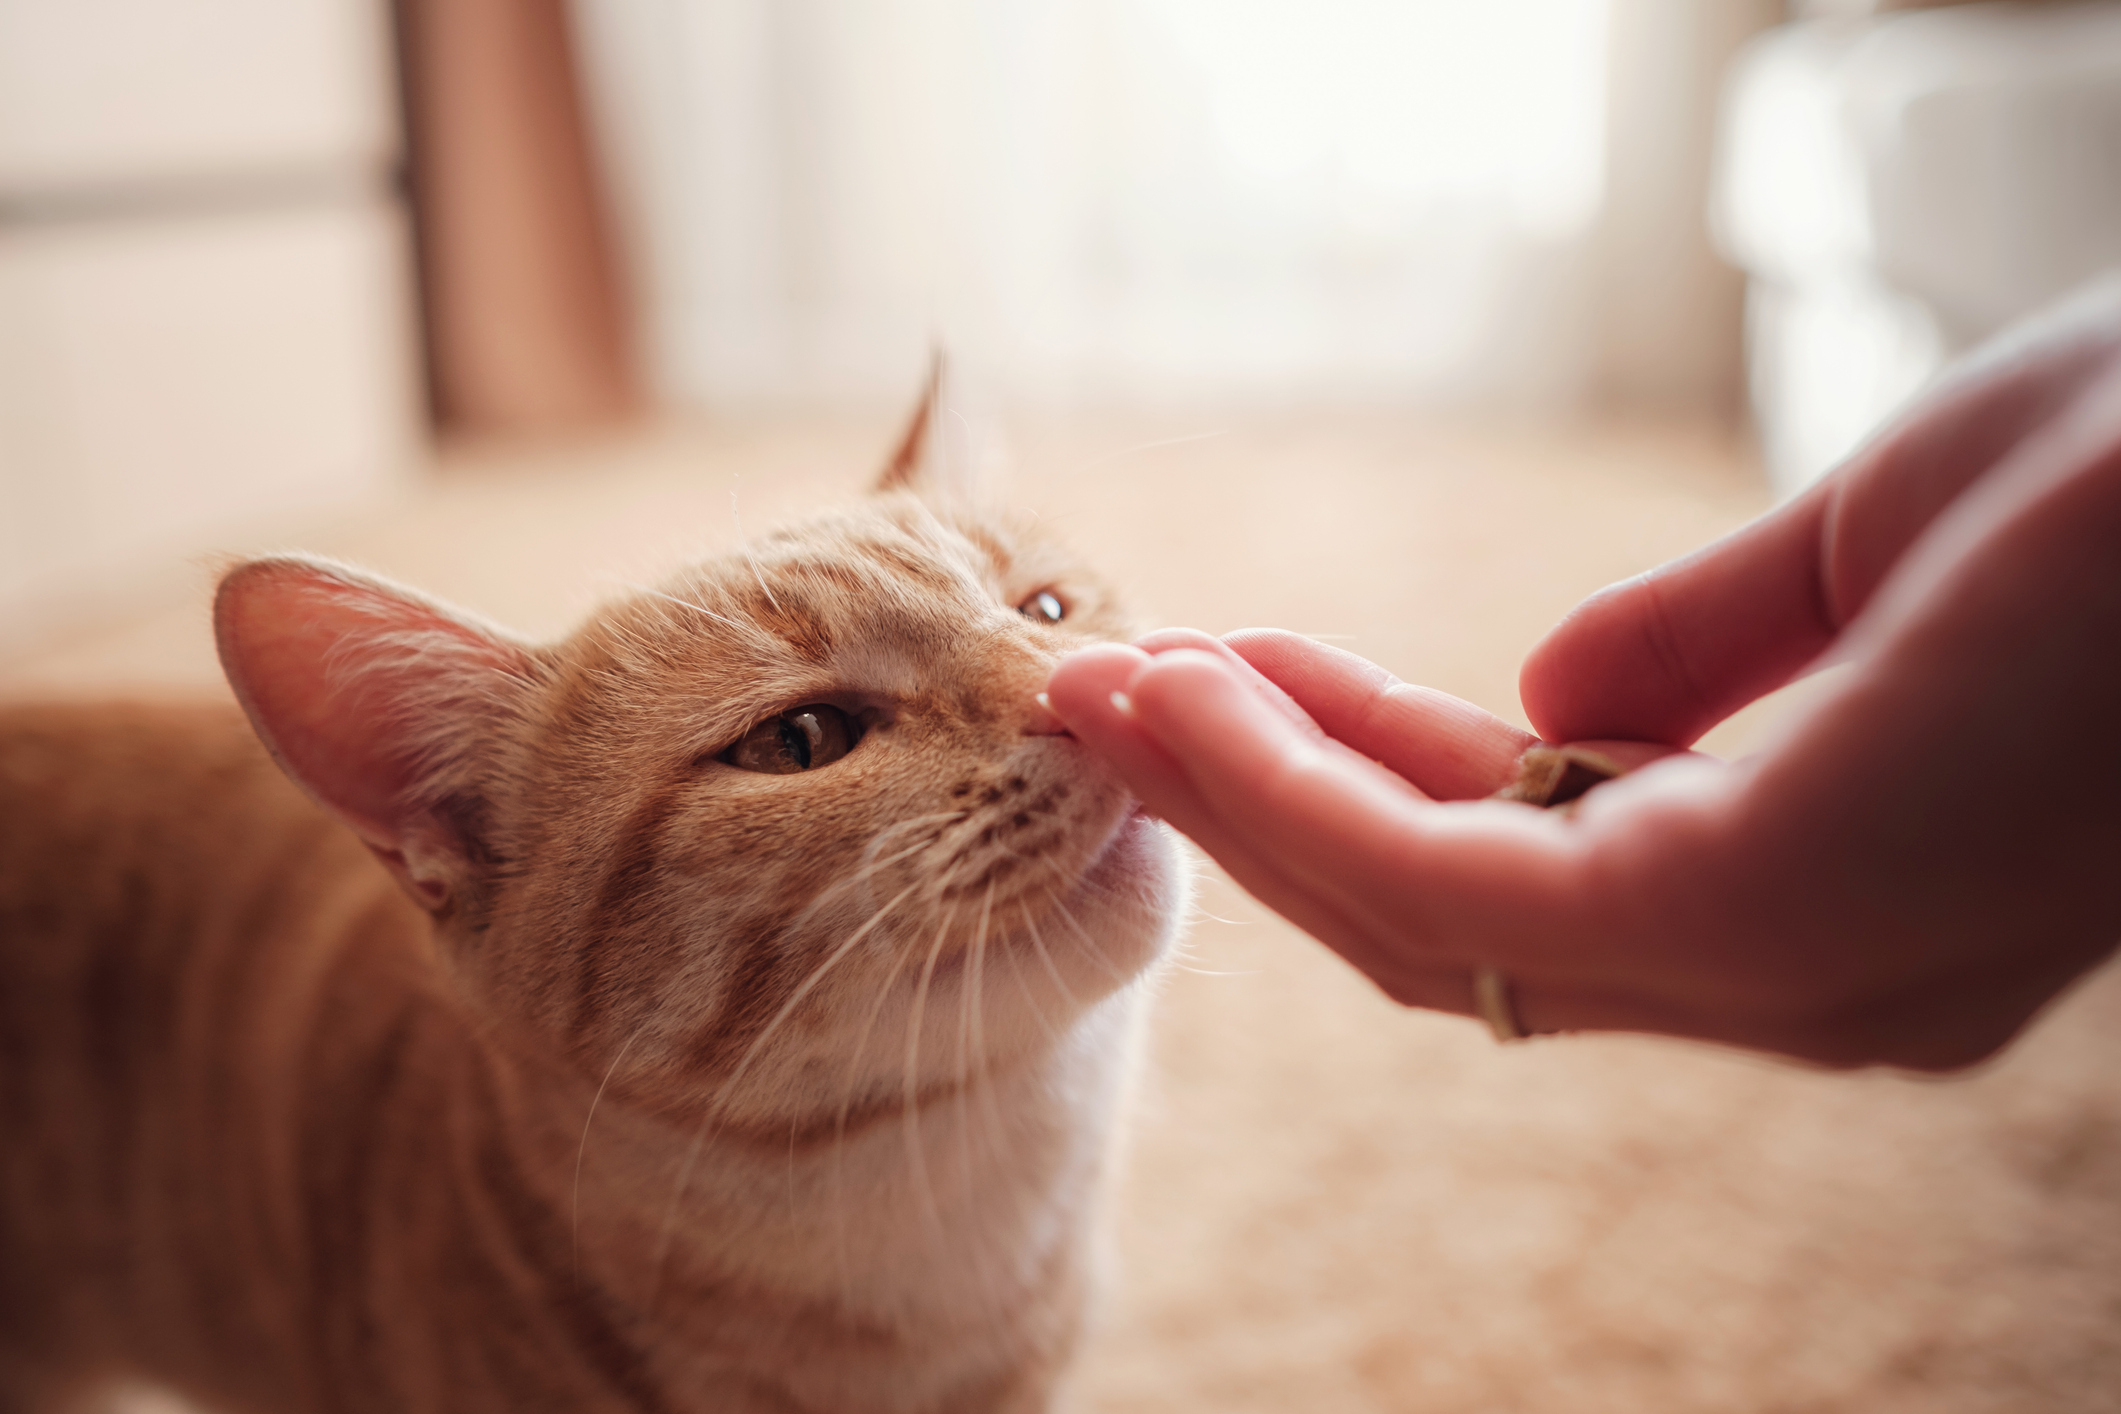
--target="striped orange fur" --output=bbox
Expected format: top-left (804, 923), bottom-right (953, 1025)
top-left (0, 389), bottom-right (1186, 1413)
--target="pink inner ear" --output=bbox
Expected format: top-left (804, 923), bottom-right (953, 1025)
top-left (215, 558), bottom-right (524, 850)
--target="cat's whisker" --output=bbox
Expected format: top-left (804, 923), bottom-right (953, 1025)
top-left (955, 879), bottom-right (1014, 1316)
top-left (764, 814), bottom-right (960, 946)
top-left (998, 899), bottom-right (1068, 1044)
top-left (571, 1021), bottom-right (646, 1286)
top-left (1038, 876), bottom-right (1136, 989)
top-left (1019, 901), bottom-right (1085, 1015)
top-left (646, 878), bottom-right (924, 1306)
top-left (968, 881), bottom-right (1014, 1195)
top-left (817, 829), bottom-right (977, 1302)
top-left (952, 880), bottom-right (1001, 1201)
top-left (836, 811), bottom-right (966, 914)
top-left (900, 904), bottom-right (959, 1244)
top-left (951, 890), bottom-right (980, 1206)
top-left (828, 935), bottom-right (919, 1311)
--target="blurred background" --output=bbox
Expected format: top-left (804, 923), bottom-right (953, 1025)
top-left (7, 0), bottom-right (2121, 652)
top-left (8, 2), bottom-right (2121, 1410)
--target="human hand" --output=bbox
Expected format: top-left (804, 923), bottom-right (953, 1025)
top-left (1047, 283), bottom-right (2121, 1069)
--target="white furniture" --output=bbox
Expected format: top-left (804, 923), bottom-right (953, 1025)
top-left (1714, 0), bottom-right (2121, 494)
top-left (0, 0), bottom-right (421, 651)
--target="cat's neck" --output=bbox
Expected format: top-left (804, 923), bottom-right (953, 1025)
top-left (420, 968), bottom-right (1149, 1410)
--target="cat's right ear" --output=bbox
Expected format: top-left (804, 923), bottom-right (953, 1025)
top-left (214, 556), bottom-right (536, 914)
top-left (874, 352), bottom-right (983, 503)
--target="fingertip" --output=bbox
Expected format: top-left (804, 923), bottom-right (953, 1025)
top-left (1518, 578), bottom-right (1649, 743)
top-left (1045, 643), bottom-right (1151, 726)
top-left (1125, 649), bottom-right (1306, 747)
top-left (1221, 626), bottom-right (1317, 657)
top-left (1134, 626), bottom-right (1225, 656)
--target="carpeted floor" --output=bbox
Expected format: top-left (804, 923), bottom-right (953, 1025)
top-left (10, 412), bottom-right (2119, 1412)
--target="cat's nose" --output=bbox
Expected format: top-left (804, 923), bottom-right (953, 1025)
top-left (1022, 691), bottom-right (1072, 737)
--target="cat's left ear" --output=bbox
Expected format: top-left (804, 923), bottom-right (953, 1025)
top-left (874, 352), bottom-right (990, 503)
top-left (215, 555), bottom-right (537, 914)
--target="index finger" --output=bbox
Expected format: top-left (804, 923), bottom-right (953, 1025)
top-left (1220, 629), bottom-right (1536, 799)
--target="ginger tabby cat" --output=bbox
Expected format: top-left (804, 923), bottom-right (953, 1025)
top-left (0, 381), bottom-right (1186, 1414)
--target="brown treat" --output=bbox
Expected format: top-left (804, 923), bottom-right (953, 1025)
top-left (1493, 744), bottom-right (1628, 813)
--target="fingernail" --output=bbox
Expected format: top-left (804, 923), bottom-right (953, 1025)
top-left (1110, 691), bottom-right (1135, 717)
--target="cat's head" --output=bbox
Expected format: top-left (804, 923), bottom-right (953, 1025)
top-left (215, 377), bottom-right (1182, 1128)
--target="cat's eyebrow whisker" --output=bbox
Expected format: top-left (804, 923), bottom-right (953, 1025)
top-left (617, 581), bottom-right (754, 636)
top-left (898, 497), bottom-right (1009, 604)
top-left (730, 492), bottom-right (783, 614)
top-left (1059, 428), bottom-right (1233, 482)
top-left (571, 1021), bottom-right (646, 1286)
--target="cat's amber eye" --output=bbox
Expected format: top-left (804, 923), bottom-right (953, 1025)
top-left (1019, 590), bottom-right (1065, 625)
top-left (724, 704), bottom-right (856, 774)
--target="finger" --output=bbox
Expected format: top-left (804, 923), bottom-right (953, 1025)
top-left (1134, 627), bottom-right (1324, 736)
top-left (1061, 653), bottom-right (1734, 1043)
top-left (1130, 628), bottom-right (1434, 800)
top-left (1121, 650), bottom-right (1578, 955)
top-left (1044, 643), bottom-right (1201, 815)
top-left (1523, 316), bottom-right (2121, 748)
top-left (1519, 492), bottom-right (1836, 747)
top-left (1222, 629), bottom-right (1537, 799)
top-left (1045, 645), bottom-right (1410, 959)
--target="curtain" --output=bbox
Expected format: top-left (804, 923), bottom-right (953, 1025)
top-left (571, 0), bottom-right (1615, 413)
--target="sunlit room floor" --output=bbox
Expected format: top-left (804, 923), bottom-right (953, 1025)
top-left (9, 412), bottom-right (2120, 1413)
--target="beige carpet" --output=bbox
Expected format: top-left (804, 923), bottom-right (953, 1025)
top-left (10, 413), bottom-right (2119, 1413)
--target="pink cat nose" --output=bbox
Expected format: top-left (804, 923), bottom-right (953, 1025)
top-left (1022, 691), bottom-right (1073, 737)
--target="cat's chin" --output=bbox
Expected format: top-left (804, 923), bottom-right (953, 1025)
top-left (1044, 802), bottom-right (1181, 986)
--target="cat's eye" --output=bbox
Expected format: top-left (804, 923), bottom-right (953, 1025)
top-left (724, 704), bottom-right (856, 774)
top-left (1019, 590), bottom-right (1065, 625)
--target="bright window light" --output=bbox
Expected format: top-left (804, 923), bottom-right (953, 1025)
top-left (1145, 0), bottom-right (1608, 236)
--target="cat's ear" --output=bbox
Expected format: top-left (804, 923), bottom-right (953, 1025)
top-left (214, 555), bottom-right (536, 914)
top-left (874, 352), bottom-right (988, 502)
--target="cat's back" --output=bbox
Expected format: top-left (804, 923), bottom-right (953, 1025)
top-left (0, 698), bottom-right (364, 951)
top-left (3, 697), bottom-right (288, 853)
top-left (0, 700), bottom-right (435, 1402)
top-left (0, 695), bottom-right (430, 1033)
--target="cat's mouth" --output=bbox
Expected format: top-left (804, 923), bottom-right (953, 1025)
top-left (1067, 800), bottom-right (1165, 898)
